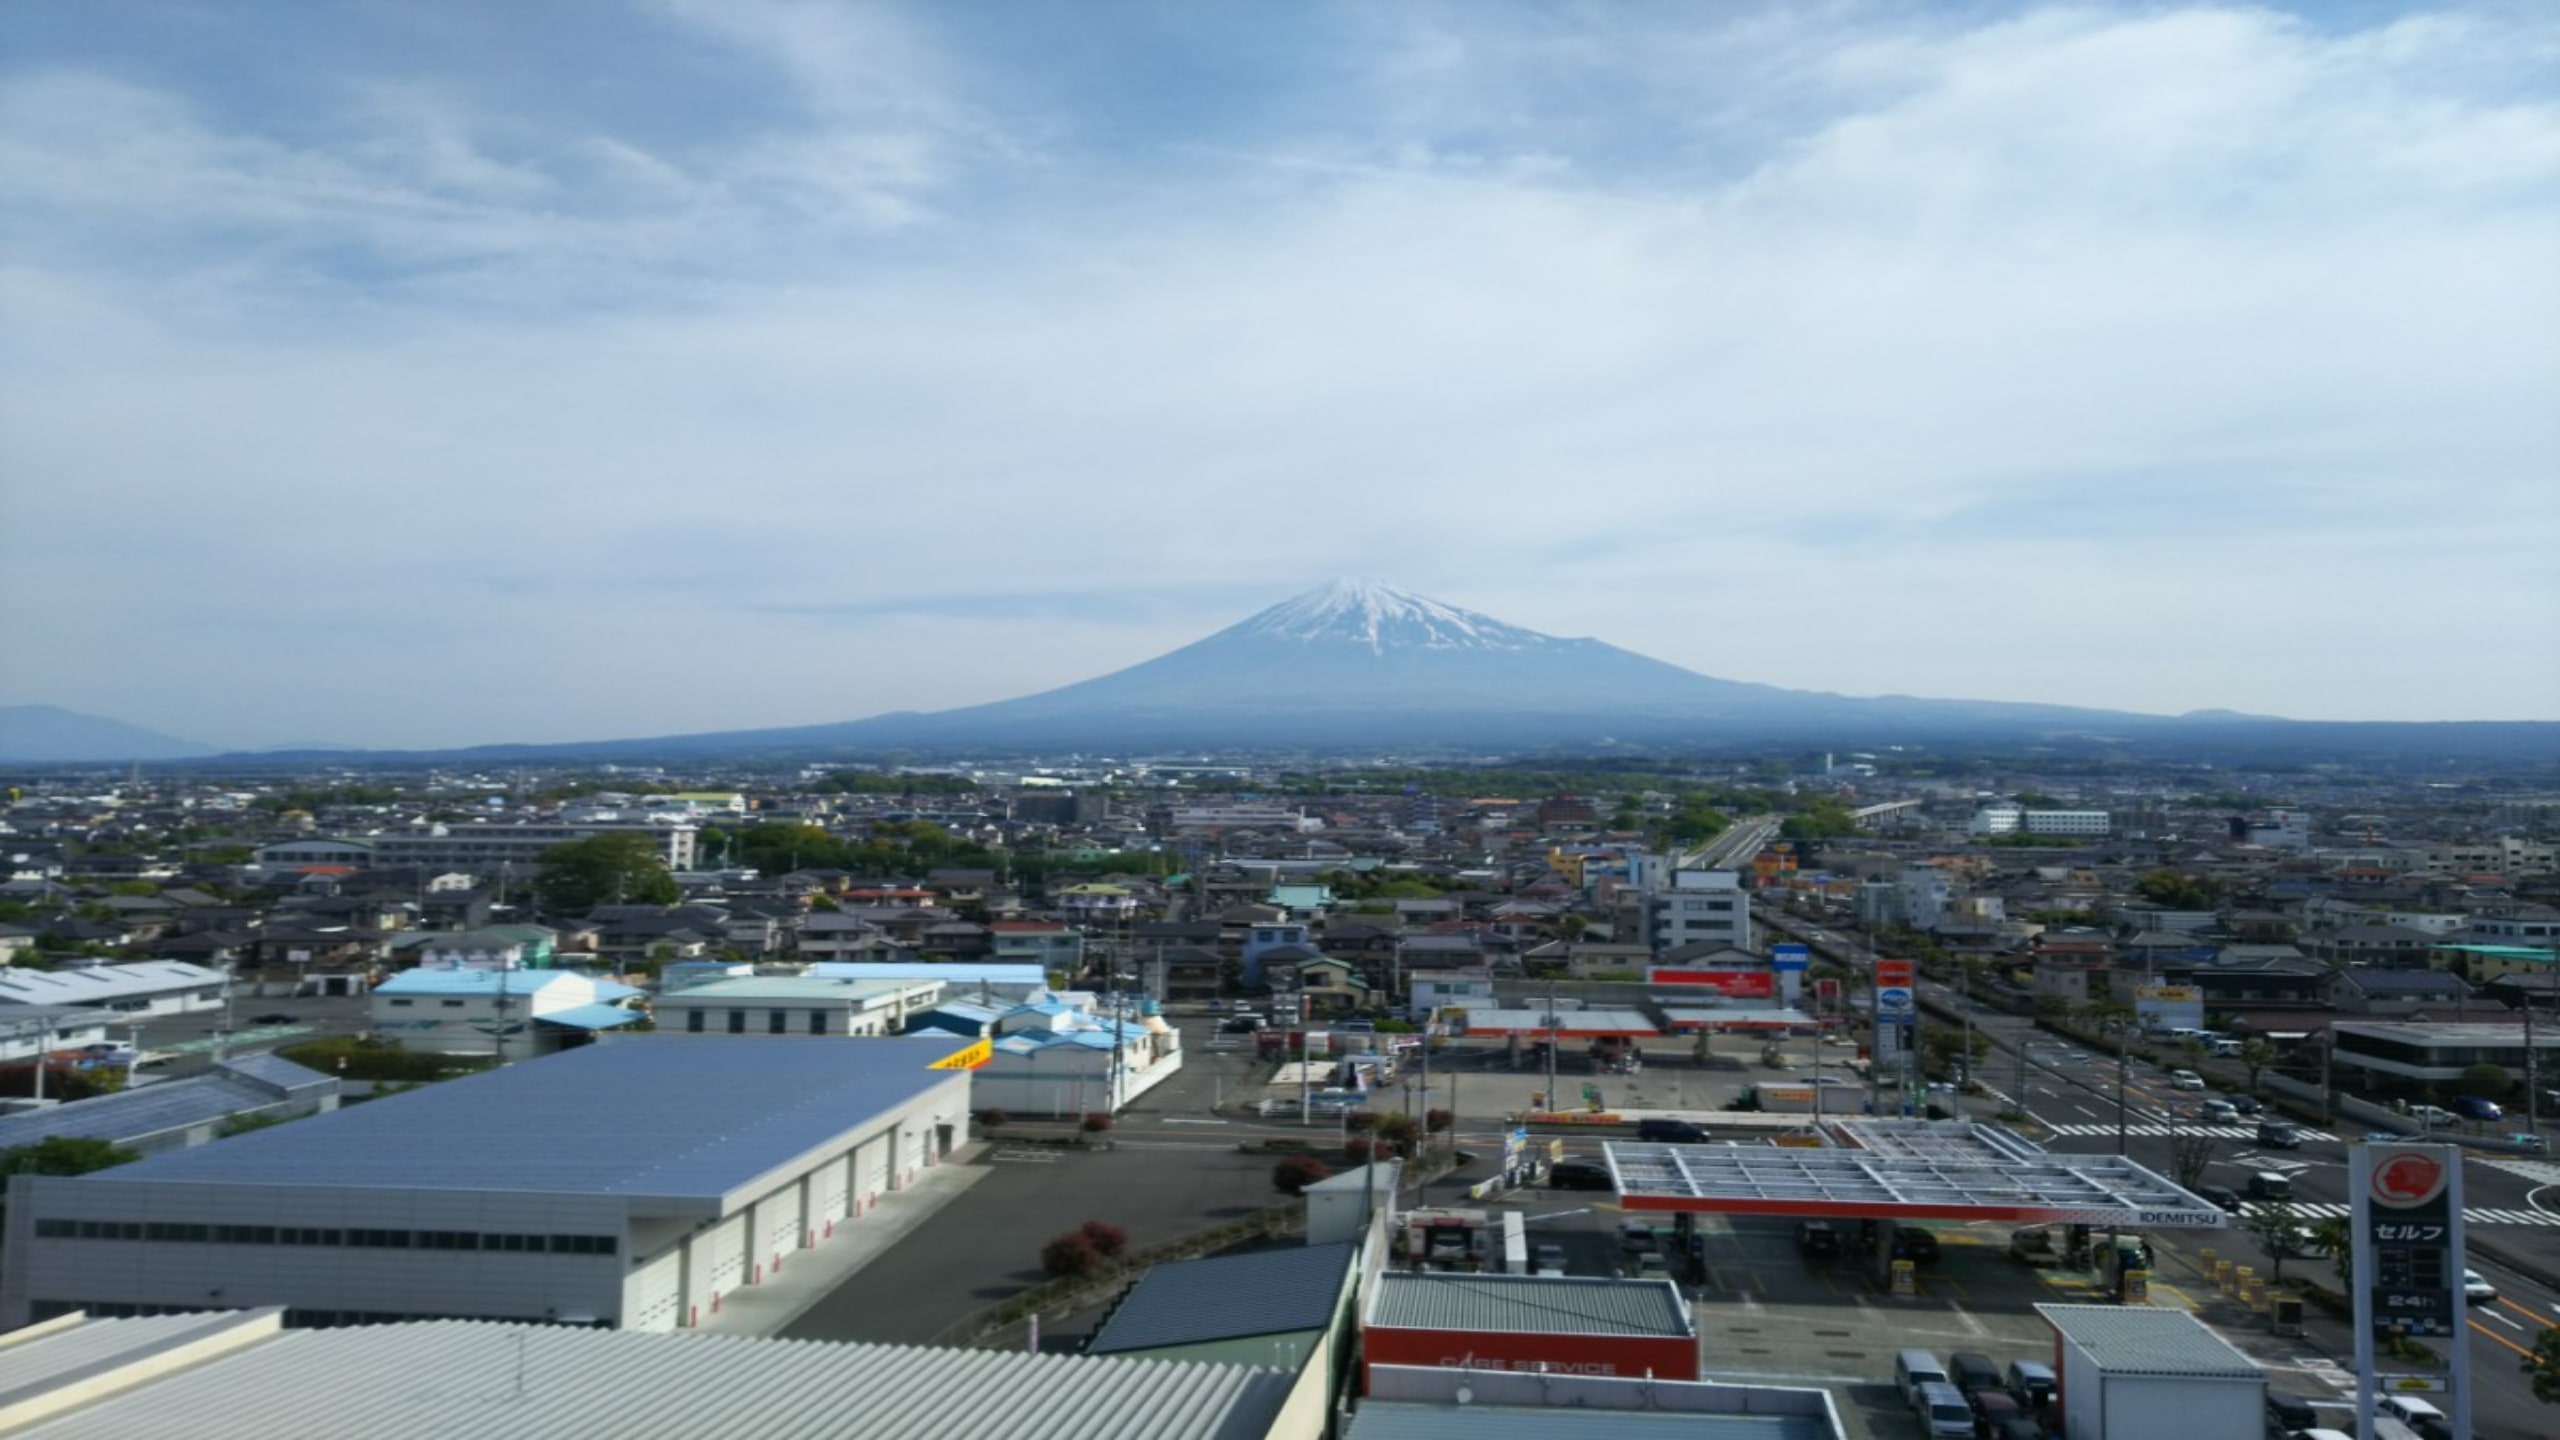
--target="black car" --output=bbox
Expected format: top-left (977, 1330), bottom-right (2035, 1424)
top-left (250, 1013), bottom-right (297, 1026)
top-left (2229, 1095), bottom-right (2265, 1116)
top-left (1796, 1220), bottom-right (1843, 1258)
top-left (2197, 1183), bottom-right (2243, 1213)
top-left (1637, 1118), bottom-right (1709, 1143)
top-left (1892, 1226), bottom-right (1942, 1263)
top-left (1548, 1161), bottom-right (1614, 1191)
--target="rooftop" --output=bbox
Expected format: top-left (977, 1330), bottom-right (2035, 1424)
top-left (72, 1037), bottom-right (970, 1211)
top-left (1087, 1242), bottom-right (1356, 1354)
top-left (2037, 1303), bottom-right (2265, 1378)
top-left (1369, 1273), bottom-right (1693, 1339)
top-left (0, 1312), bottom-right (1292, 1440)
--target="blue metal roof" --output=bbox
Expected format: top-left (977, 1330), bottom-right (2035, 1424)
top-left (81, 1037), bottom-right (969, 1206)
top-left (535, 1003), bottom-right (646, 1031)
top-left (0, 1056), bottom-right (333, 1150)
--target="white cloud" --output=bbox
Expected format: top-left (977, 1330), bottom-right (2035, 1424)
top-left (1, 2), bottom-right (2554, 744)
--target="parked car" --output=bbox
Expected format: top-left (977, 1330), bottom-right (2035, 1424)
top-left (2007, 1227), bottom-right (2062, 1266)
top-left (1892, 1226), bottom-right (1942, 1263)
top-left (1637, 1117), bottom-right (1709, 1143)
top-left (1533, 1243), bottom-right (1570, 1276)
top-left (249, 1012), bottom-right (298, 1026)
top-left (1547, 1161), bottom-right (1613, 1191)
top-left (2409, 1104), bottom-right (2458, 1127)
top-left (1947, 1352), bottom-right (2002, 1396)
top-left (2197, 1183), bottom-right (2243, 1213)
top-left (1913, 1381), bottom-right (1975, 1439)
top-left (2169, 1070), bottom-right (2206, 1090)
top-left (2266, 1390), bottom-right (2323, 1436)
top-left (2376, 1394), bottom-right (2445, 1435)
top-left (1797, 1220), bottom-right (1843, 1258)
top-left (1618, 1222), bottom-right (1659, 1253)
top-left (1627, 1252), bottom-right (1673, 1281)
top-left (2463, 1268), bottom-right (2496, 1304)
top-left (2004, 1360), bottom-right (2056, 1412)
top-left (1968, 1389), bottom-right (2023, 1439)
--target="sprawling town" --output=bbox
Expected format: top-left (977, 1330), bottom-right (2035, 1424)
top-left (2, 754), bottom-right (2554, 1437)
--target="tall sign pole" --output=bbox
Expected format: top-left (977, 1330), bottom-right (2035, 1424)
top-left (2349, 1143), bottom-right (2469, 1440)
top-left (1874, 957), bottom-right (1914, 1118)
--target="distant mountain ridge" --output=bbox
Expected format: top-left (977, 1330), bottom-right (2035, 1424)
top-left (22, 584), bottom-right (2557, 766)
top-left (0, 705), bottom-right (215, 763)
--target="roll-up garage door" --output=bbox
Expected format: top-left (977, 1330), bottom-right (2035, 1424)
top-left (815, 1152), bottom-right (850, 1225)
top-left (699, 1212), bottom-right (749, 1299)
top-left (855, 1135), bottom-right (891, 1211)
top-left (624, 1247), bottom-right (684, 1333)
top-left (753, 1183), bottom-right (805, 1279)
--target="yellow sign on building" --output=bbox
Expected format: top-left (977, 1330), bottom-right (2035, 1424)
top-left (929, 1037), bottom-right (992, 1071)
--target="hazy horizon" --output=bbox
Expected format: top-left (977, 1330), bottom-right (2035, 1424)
top-left (4, 3), bottom-right (2555, 749)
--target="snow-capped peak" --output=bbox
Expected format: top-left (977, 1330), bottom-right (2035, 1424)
top-left (1238, 580), bottom-right (1556, 654)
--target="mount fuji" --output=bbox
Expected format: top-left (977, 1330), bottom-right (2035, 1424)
top-left (714, 580), bottom-right (2143, 753)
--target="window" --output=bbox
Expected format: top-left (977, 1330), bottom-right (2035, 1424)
top-left (686, 1009), bottom-right (705, 1033)
top-left (388, 998), bottom-right (414, 1007)
top-left (808, 1010), bottom-right (826, 1035)
top-left (442, 999), bottom-right (466, 1007)
top-left (768, 1009), bottom-right (787, 1035)
top-left (727, 1010), bottom-right (746, 1034)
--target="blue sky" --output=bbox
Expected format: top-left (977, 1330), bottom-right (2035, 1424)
top-left (3, 1), bottom-right (2555, 748)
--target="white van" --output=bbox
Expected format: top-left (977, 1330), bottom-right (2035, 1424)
top-left (1895, 1349), bottom-right (1951, 1401)
top-left (2377, 1394), bottom-right (2444, 1432)
top-left (1912, 1381), bottom-right (1973, 1439)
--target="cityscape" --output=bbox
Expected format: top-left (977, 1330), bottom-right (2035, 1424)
top-left (2, 2), bottom-right (2556, 1439)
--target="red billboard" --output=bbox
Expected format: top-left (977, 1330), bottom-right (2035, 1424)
top-left (1648, 968), bottom-right (1776, 1000)
top-left (1875, 959), bottom-right (1913, 990)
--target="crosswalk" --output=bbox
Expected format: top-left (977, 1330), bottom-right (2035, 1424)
top-left (2042, 1122), bottom-right (2340, 1142)
top-left (2231, 1200), bottom-right (2560, 1227)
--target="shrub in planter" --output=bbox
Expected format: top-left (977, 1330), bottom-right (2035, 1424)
top-left (1342, 1136), bottom-right (1375, 1165)
top-left (1273, 1154), bottom-right (1333, 1195)
top-left (973, 1108), bottom-right (1009, 1127)
top-left (1424, 1107), bottom-right (1454, 1135)
top-left (1041, 1231), bottom-right (1103, 1279)
top-left (1080, 1111), bottom-right (1113, 1134)
top-left (1343, 1109), bottom-right (1380, 1134)
top-left (1079, 1220), bottom-right (1129, 1258)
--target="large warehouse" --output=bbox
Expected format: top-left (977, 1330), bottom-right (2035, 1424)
top-left (0, 1035), bottom-right (977, 1332)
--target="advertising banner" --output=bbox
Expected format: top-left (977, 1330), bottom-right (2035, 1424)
top-left (1650, 968), bottom-right (1777, 999)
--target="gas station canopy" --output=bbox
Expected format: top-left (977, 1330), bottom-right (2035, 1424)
top-left (1657, 1006), bottom-right (1819, 1032)
top-left (1455, 1008), bottom-right (1660, 1038)
top-left (1606, 1120), bottom-right (2229, 1229)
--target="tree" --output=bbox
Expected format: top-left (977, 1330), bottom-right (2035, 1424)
top-left (1273, 1154), bottom-right (1332, 1195)
top-left (2524, 1322), bottom-right (2560, 1403)
top-left (2461, 1062), bottom-right (2513, 1101)
top-left (2247, 1199), bottom-right (2306, 1282)
top-left (535, 832), bottom-right (679, 912)
top-left (2310, 1217), bottom-right (2353, 1288)
top-left (2134, 868), bottom-right (2221, 912)
top-left (2167, 1130), bottom-right (2219, 1192)
top-left (1, 1135), bottom-right (141, 1177)
top-left (1374, 1111), bottom-right (1421, 1158)
top-left (2238, 1037), bottom-right (2278, 1096)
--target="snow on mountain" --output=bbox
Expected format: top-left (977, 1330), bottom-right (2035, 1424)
top-left (1235, 580), bottom-right (1556, 653)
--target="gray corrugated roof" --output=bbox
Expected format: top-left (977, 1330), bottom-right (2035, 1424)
top-left (2036, 1304), bottom-right (2264, 1377)
top-left (78, 1036), bottom-right (965, 1203)
top-left (1088, 1242), bottom-right (1356, 1354)
top-left (1350, 1402), bottom-right (1832, 1440)
top-left (0, 1057), bottom-right (333, 1151)
top-left (1371, 1274), bottom-right (1694, 1338)
top-left (208, 1051), bottom-right (335, 1094)
top-left (2, 1315), bottom-right (1293, 1440)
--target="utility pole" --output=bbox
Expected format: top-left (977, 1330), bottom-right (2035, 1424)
top-left (2115, 1023), bottom-right (2130, 1156)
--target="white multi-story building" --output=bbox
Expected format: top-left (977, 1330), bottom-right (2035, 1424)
top-left (365, 819), bottom-right (698, 879)
top-left (1, 1037), bottom-right (976, 1333)
top-left (1970, 806), bottom-right (2112, 839)
top-left (1643, 869), bottom-right (1752, 956)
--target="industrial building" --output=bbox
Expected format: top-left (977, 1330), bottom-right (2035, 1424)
top-left (653, 973), bottom-right (944, 1039)
top-left (1, 1035), bottom-right (977, 1333)
top-left (0, 962), bottom-right (226, 1020)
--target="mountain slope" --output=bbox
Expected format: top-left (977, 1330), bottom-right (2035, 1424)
top-left (0, 705), bottom-right (216, 763)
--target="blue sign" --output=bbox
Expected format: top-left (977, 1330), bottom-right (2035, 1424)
top-left (1876, 985), bottom-right (1914, 1015)
top-left (1772, 943), bottom-right (1810, 971)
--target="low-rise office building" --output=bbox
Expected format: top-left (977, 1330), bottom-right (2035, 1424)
top-left (654, 974), bottom-right (944, 1038)
top-left (369, 965), bottom-right (643, 1058)
top-left (0, 1036), bottom-right (977, 1332)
